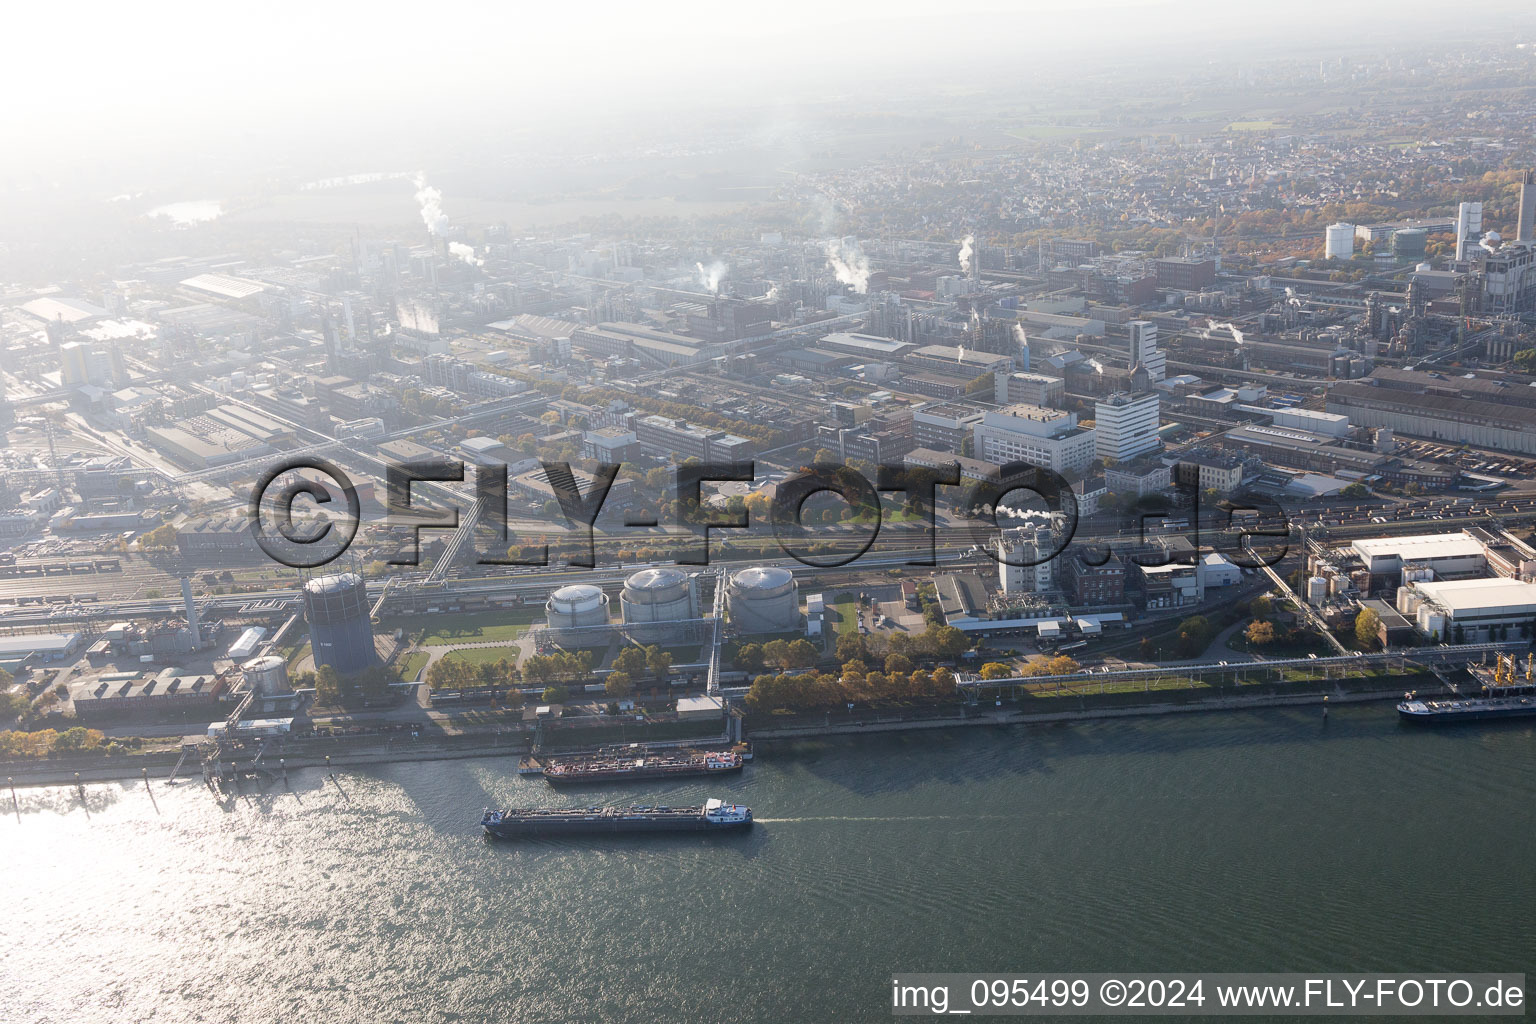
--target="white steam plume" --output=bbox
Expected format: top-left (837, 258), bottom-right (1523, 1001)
top-left (958, 234), bottom-right (974, 273)
top-left (412, 173), bottom-right (449, 236)
top-left (696, 260), bottom-right (728, 294)
top-left (449, 242), bottom-right (482, 268)
top-left (763, 284), bottom-right (780, 302)
top-left (824, 236), bottom-right (871, 294)
top-left (1013, 323), bottom-right (1029, 348)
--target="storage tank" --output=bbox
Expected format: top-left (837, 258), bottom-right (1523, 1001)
top-left (302, 572), bottom-right (377, 674)
top-left (1392, 228), bottom-right (1427, 263)
top-left (241, 654), bottom-right (292, 697)
top-left (620, 567), bottom-right (698, 642)
top-left (726, 566), bottom-right (801, 634)
top-left (1325, 222), bottom-right (1354, 260)
top-left (1307, 576), bottom-right (1329, 607)
top-left (545, 583), bottom-right (611, 644)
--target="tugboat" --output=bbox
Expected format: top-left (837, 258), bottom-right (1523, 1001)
top-left (1398, 653), bottom-right (1536, 724)
top-left (481, 798), bottom-right (753, 837)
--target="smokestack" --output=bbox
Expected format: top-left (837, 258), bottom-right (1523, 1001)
top-left (1519, 171), bottom-right (1536, 244)
top-left (181, 577), bottom-right (202, 648)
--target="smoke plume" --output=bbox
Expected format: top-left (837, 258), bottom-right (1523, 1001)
top-left (824, 236), bottom-right (871, 294)
top-left (412, 173), bottom-right (449, 236)
top-left (958, 234), bottom-right (974, 273)
top-left (449, 242), bottom-right (483, 267)
top-left (696, 260), bottom-right (728, 294)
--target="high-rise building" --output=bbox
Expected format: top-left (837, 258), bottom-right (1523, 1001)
top-left (59, 341), bottom-right (126, 388)
top-left (1127, 321), bottom-right (1166, 383)
top-left (1094, 392), bottom-right (1161, 462)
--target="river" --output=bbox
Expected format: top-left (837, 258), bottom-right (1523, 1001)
top-left (4, 707), bottom-right (1533, 1023)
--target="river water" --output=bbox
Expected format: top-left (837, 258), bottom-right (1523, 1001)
top-left (4, 707), bottom-right (1533, 1023)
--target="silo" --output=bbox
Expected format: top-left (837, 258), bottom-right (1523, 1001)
top-left (1306, 576), bottom-right (1329, 607)
top-left (620, 567), bottom-right (698, 643)
top-left (302, 573), bottom-right (377, 674)
top-left (545, 583), bottom-right (611, 645)
top-left (726, 566), bottom-right (801, 634)
top-left (241, 654), bottom-right (292, 697)
top-left (1324, 222), bottom-right (1354, 260)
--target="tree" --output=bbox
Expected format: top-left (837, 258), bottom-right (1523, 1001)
top-left (833, 633), bottom-right (868, 665)
top-left (1250, 595), bottom-right (1273, 620)
top-left (541, 685), bottom-right (569, 703)
top-left (924, 625), bottom-right (970, 660)
top-left (1246, 620), bottom-right (1276, 647)
top-left (762, 639), bottom-right (791, 669)
top-left (1515, 347), bottom-right (1536, 373)
top-left (1355, 607), bottom-right (1382, 651)
top-left (1174, 615), bottom-right (1214, 658)
top-left (644, 647), bottom-right (672, 678)
top-left (979, 662), bottom-right (1013, 680)
top-left (315, 665), bottom-right (342, 704)
top-left (604, 671), bottom-right (632, 698)
top-left (734, 643), bottom-right (764, 673)
top-left (884, 653), bottom-right (914, 676)
top-left (612, 646), bottom-right (648, 676)
top-left (787, 639), bottom-right (818, 669)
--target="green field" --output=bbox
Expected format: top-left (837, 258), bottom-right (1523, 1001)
top-left (395, 651), bottom-right (429, 681)
top-left (389, 607), bottom-right (544, 646)
top-left (832, 597), bottom-right (859, 636)
top-left (443, 644), bottom-right (523, 668)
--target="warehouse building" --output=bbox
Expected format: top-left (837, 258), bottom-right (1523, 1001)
top-left (1395, 577), bottom-right (1536, 642)
top-left (1350, 533), bottom-right (1487, 577)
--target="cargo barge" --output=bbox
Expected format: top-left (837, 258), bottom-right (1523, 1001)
top-left (1398, 653), bottom-right (1536, 724)
top-left (541, 745), bottom-right (744, 785)
top-left (481, 798), bottom-right (753, 837)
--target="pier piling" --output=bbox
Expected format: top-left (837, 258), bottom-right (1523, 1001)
top-left (9, 777), bottom-right (18, 822)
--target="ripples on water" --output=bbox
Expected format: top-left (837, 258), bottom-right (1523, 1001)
top-left (2, 709), bottom-right (1532, 1023)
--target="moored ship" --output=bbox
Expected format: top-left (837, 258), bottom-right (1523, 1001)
top-left (481, 798), bottom-right (753, 837)
top-left (1398, 653), bottom-right (1536, 724)
top-left (541, 745), bottom-right (744, 785)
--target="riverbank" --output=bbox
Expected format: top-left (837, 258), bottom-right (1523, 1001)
top-left (0, 679), bottom-right (1430, 788)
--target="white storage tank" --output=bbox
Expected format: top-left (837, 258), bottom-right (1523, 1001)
top-left (726, 566), bottom-right (801, 634)
top-left (1307, 576), bottom-right (1329, 607)
top-left (241, 654), bottom-right (292, 697)
top-left (620, 567), bottom-right (698, 642)
top-left (545, 583), bottom-right (611, 643)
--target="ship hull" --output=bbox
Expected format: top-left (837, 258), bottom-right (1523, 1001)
top-left (544, 762), bottom-right (744, 786)
top-left (1398, 698), bottom-right (1536, 724)
top-left (484, 816), bottom-right (752, 838)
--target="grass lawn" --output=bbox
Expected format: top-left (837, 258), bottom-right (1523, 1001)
top-left (444, 644), bottom-right (523, 668)
top-left (283, 642), bottom-right (311, 669)
top-left (832, 597), bottom-right (859, 636)
top-left (396, 651), bottom-right (430, 681)
top-left (393, 607), bottom-right (544, 646)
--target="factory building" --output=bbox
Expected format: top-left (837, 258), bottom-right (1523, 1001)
top-left (302, 573), bottom-right (378, 675)
top-left (972, 404), bottom-right (1098, 475)
top-left (620, 567), bottom-right (700, 643)
top-left (1350, 533), bottom-right (1487, 578)
top-left (1396, 577), bottom-right (1536, 642)
top-left (725, 567), bottom-right (801, 634)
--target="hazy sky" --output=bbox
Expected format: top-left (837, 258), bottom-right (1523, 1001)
top-left (4, 0), bottom-right (1535, 188)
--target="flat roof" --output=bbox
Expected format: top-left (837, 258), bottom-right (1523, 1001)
top-left (0, 632), bottom-right (80, 656)
top-left (1412, 577), bottom-right (1536, 613)
top-left (1352, 532), bottom-right (1484, 561)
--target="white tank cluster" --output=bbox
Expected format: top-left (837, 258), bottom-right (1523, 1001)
top-left (545, 583), bottom-right (611, 644)
top-left (241, 654), bottom-right (292, 697)
top-left (726, 566), bottom-right (801, 634)
top-left (620, 567), bottom-right (699, 643)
